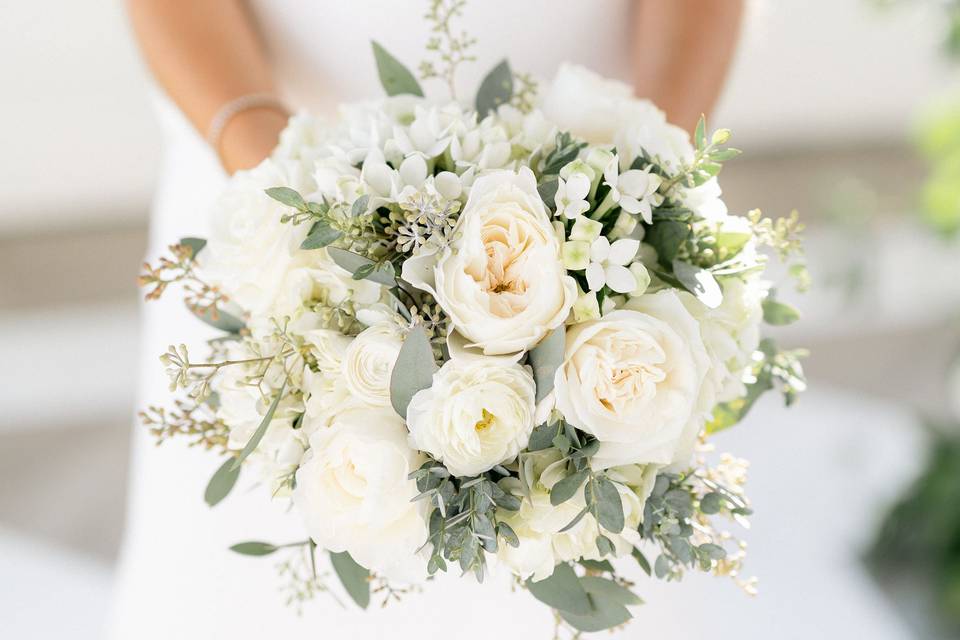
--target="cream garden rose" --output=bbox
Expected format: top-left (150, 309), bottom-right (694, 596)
top-left (406, 358), bottom-right (537, 477)
top-left (403, 168), bottom-right (577, 355)
top-left (553, 290), bottom-right (711, 469)
top-left (293, 406), bottom-right (428, 582)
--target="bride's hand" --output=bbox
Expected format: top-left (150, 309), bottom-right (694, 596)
top-left (217, 107), bottom-right (289, 174)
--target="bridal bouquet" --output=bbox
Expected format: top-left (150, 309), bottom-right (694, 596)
top-left (140, 28), bottom-right (807, 635)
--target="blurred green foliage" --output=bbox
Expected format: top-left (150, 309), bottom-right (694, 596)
top-left (917, 102), bottom-right (960, 237)
top-left (867, 429), bottom-right (960, 630)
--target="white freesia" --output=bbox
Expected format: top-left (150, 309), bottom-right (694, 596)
top-left (402, 168), bottom-right (577, 355)
top-left (406, 358), bottom-right (536, 477)
top-left (585, 237), bottom-right (639, 293)
top-left (293, 406), bottom-right (428, 582)
top-left (553, 291), bottom-right (710, 469)
top-left (342, 323), bottom-right (404, 406)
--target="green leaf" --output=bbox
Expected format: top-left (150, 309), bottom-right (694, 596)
top-left (231, 379), bottom-right (286, 471)
top-left (528, 325), bottom-right (565, 403)
top-left (265, 187), bottom-right (306, 210)
top-left (179, 237), bottom-right (206, 258)
top-left (371, 41), bottom-right (423, 97)
top-left (762, 298), bottom-right (801, 325)
top-left (559, 506), bottom-right (590, 533)
top-left (672, 259), bottom-right (722, 309)
top-left (526, 563), bottom-right (593, 615)
top-left (537, 178), bottom-right (559, 207)
top-left (550, 469), bottom-right (589, 506)
top-left (189, 303), bottom-right (245, 334)
top-left (699, 492), bottom-right (724, 514)
top-left (631, 547), bottom-right (652, 575)
top-left (326, 247), bottom-right (395, 286)
top-left (475, 60), bottom-right (513, 118)
top-left (204, 457), bottom-right (240, 507)
top-left (300, 221), bottom-right (342, 250)
top-left (709, 148), bottom-right (742, 162)
top-left (389, 324), bottom-right (437, 418)
top-left (229, 541), bottom-right (278, 556)
top-left (330, 550), bottom-right (371, 609)
top-left (646, 220), bottom-right (689, 267)
top-left (498, 522), bottom-right (520, 548)
top-left (593, 476), bottom-right (625, 534)
top-left (595, 534), bottom-right (615, 556)
top-left (579, 559), bottom-right (614, 573)
top-left (654, 554), bottom-right (671, 579)
top-left (559, 576), bottom-right (635, 632)
top-left (350, 194), bottom-right (371, 218)
top-left (527, 423), bottom-right (557, 451)
top-left (694, 115), bottom-right (707, 151)
top-left (698, 543), bottom-right (727, 561)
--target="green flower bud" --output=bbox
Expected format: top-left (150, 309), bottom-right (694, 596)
top-left (562, 241), bottom-right (591, 270)
top-left (569, 216), bottom-right (603, 242)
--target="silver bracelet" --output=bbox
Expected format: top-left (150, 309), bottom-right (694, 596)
top-left (206, 92), bottom-right (290, 152)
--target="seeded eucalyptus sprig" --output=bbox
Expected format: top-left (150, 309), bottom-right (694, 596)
top-left (410, 460), bottom-right (521, 580)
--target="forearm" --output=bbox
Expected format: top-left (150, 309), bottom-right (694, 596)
top-left (125, 0), bottom-right (287, 172)
top-left (630, 0), bottom-right (745, 134)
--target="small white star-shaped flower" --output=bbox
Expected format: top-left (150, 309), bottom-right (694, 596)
top-left (603, 158), bottom-right (663, 224)
top-left (554, 172), bottom-right (591, 219)
top-left (585, 236), bottom-right (640, 293)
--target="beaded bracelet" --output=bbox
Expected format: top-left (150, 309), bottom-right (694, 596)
top-left (206, 92), bottom-right (290, 156)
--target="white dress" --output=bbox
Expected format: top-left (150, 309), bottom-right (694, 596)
top-left (108, 2), bottom-right (635, 638)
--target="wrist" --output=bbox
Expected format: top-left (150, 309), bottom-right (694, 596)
top-left (207, 94), bottom-right (290, 173)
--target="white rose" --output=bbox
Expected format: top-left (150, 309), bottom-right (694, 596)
top-left (293, 406), bottom-right (428, 582)
top-left (540, 64), bottom-right (635, 144)
top-left (199, 158), bottom-right (313, 318)
top-left (553, 290), bottom-right (711, 469)
top-left (406, 358), bottom-right (536, 477)
top-left (681, 276), bottom-right (764, 404)
top-left (342, 324), bottom-right (403, 406)
top-left (403, 168), bottom-right (577, 355)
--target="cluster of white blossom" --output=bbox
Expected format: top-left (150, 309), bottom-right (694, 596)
top-left (157, 63), bottom-right (791, 604)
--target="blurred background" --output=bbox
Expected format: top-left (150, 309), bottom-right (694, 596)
top-left (2, 1), bottom-right (960, 638)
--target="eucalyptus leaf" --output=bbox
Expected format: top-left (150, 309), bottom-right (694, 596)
top-left (179, 236), bottom-right (206, 258)
top-left (559, 576), bottom-right (634, 632)
top-left (672, 259), bottom-right (723, 309)
top-left (631, 547), bottom-right (652, 576)
top-left (300, 221), bottom-right (342, 250)
top-left (351, 194), bottom-right (371, 218)
top-left (265, 186), bottom-right (306, 210)
top-left (550, 469), bottom-right (589, 506)
top-left (231, 379), bottom-right (287, 471)
top-left (389, 324), bottom-right (437, 418)
top-left (537, 178), bottom-right (559, 207)
top-left (528, 325), bottom-right (565, 403)
top-left (475, 60), bottom-right (513, 118)
top-left (525, 562), bottom-right (593, 615)
top-left (330, 550), bottom-right (371, 609)
top-left (204, 456), bottom-right (240, 507)
top-left (229, 541), bottom-right (278, 556)
top-left (371, 41), bottom-right (423, 97)
top-left (327, 247), bottom-right (396, 286)
top-left (527, 423), bottom-right (557, 451)
top-left (579, 559), bottom-right (614, 573)
top-left (189, 303), bottom-right (245, 334)
top-left (594, 476), bottom-right (625, 534)
top-left (699, 492), bottom-right (724, 514)
top-left (762, 298), bottom-right (801, 325)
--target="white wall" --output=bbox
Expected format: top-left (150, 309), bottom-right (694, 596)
top-left (0, 0), bottom-right (957, 235)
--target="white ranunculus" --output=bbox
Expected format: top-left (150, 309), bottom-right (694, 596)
top-left (553, 290), bottom-right (711, 469)
top-left (681, 276), bottom-right (765, 404)
top-left (293, 406), bottom-right (428, 582)
top-left (406, 358), bottom-right (536, 477)
top-left (342, 324), bottom-right (403, 406)
top-left (540, 64), bottom-right (635, 144)
top-left (402, 168), bottom-right (577, 355)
